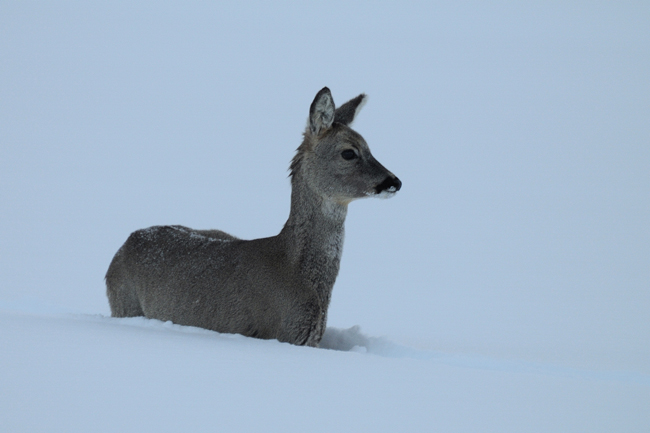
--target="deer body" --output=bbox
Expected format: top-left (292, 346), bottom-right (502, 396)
top-left (106, 88), bottom-right (401, 347)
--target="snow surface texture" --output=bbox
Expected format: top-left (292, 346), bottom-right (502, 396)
top-left (1, 303), bottom-right (648, 433)
top-left (1, 2), bottom-right (649, 432)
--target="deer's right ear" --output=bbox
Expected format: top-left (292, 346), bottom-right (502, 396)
top-left (334, 93), bottom-right (367, 126)
top-left (309, 87), bottom-right (335, 136)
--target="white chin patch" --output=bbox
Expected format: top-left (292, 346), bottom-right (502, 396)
top-left (375, 189), bottom-right (397, 199)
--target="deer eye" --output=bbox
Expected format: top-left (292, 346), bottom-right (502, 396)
top-left (341, 149), bottom-right (357, 160)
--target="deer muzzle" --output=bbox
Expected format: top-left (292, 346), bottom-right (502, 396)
top-left (375, 176), bottom-right (402, 194)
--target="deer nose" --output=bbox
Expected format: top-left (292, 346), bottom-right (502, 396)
top-left (375, 176), bottom-right (402, 194)
top-left (392, 176), bottom-right (402, 191)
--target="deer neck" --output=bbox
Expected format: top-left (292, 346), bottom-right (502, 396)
top-left (280, 177), bottom-right (348, 309)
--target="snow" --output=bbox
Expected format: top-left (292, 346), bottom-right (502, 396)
top-left (1, 2), bottom-right (649, 431)
top-left (1, 304), bottom-right (647, 432)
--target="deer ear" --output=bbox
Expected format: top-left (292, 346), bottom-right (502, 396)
top-left (309, 87), bottom-right (335, 135)
top-left (334, 93), bottom-right (367, 126)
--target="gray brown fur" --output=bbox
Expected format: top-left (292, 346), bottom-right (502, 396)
top-left (105, 87), bottom-right (401, 347)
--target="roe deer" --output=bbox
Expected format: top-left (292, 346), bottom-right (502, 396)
top-left (105, 87), bottom-right (401, 347)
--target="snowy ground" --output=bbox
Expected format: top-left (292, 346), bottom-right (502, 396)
top-left (1, 302), bottom-right (648, 433)
top-left (1, 2), bottom-right (649, 431)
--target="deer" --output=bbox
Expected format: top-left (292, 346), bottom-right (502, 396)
top-left (105, 87), bottom-right (401, 347)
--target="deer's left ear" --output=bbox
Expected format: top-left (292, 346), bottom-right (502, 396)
top-left (334, 93), bottom-right (367, 126)
top-left (309, 87), bottom-right (335, 136)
